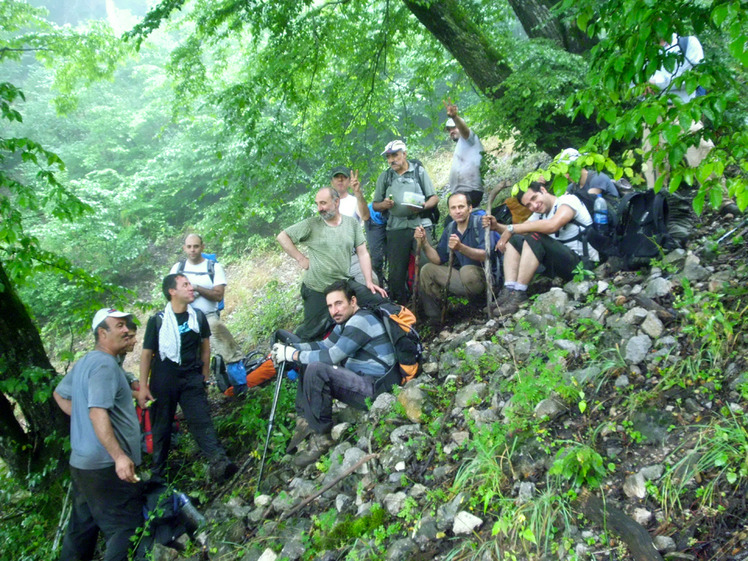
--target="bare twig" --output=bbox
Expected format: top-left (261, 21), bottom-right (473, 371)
top-left (410, 237), bottom-right (423, 314)
top-left (282, 453), bottom-right (378, 519)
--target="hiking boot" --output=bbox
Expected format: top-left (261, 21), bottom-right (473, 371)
top-left (286, 417), bottom-right (312, 454)
top-left (495, 289), bottom-right (529, 316)
top-left (209, 457), bottom-right (239, 482)
top-left (293, 433), bottom-right (333, 468)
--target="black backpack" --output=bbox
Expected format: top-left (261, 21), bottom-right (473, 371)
top-left (382, 159), bottom-right (440, 225)
top-left (587, 190), bottom-right (678, 270)
top-left (359, 303), bottom-right (423, 395)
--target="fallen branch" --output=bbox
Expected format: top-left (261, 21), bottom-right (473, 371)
top-left (574, 489), bottom-right (663, 561)
top-left (282, 453), bottom-right (378, 519)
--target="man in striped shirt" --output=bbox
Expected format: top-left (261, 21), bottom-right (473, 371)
top-left (272, 280), bottom-right (395, 467)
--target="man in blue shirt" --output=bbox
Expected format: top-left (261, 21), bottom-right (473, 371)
top-left (415, 193), bottom-right (487, 322)
top-left (272, 280), bottom-right (395, 467)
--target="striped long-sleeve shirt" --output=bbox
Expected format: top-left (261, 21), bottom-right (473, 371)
top-left (296, 310), bottom-right (395, 377)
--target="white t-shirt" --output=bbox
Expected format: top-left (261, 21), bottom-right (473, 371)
top-left (529, 194), bottom-right (600, 261)
top-left (338, 193), bottom-right (360, 222)
top-left (449, 130), bottom-right (484, 193)
top-left (169, 259), bottom-right (227, 314)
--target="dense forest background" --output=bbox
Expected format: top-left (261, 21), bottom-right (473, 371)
top-left (0, 0), bottom-right (746, 558)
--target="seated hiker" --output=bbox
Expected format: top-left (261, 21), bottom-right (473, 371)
top-left (414, 192), bottom-right (487, 322)
top-left (483, 181), bottom-right (599, 315)
top-left (271, 280), bottom-right (395, 468)
top-left (558, 148), bottom-right (620, 198)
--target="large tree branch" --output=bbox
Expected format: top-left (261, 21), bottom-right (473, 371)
top-left (402, 0), bottom-right (511, 99)
top-left (507, 0), bottom-right (596, 54)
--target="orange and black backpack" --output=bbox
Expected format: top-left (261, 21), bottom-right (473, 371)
top-left (363, 302), bottom-right (423, 395)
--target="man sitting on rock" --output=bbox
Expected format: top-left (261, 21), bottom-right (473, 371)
top-left (271, 280), bottom-right (395, 468)
top-left (484, 181), bottom-right (599, 315)
top-left (414, 192), bottom-right (487, 323)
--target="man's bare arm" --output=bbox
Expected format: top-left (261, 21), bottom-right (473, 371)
top-left (89, 407), bottom-right (137, 482)
top-left (277, 231), bottom-right (310, 270)
top-left (194, 283), bottom-right (225, 302)
top-left (54, 391), bottom-right (72, 416)
top-left (200, 338), bottom-right (211, 381)
top-left (137, 349), bottom-right (155, 408)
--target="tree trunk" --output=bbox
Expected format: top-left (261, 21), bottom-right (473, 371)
top-left (402, 0), bottom-right (512, 98)
top-left (507, 0), bottom-right (596, 54)
top-left (0, 261), bottom-right (68, 480)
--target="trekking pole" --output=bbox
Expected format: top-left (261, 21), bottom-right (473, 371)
top-left (441, 249), bottom-right (455, 324)
top-left (257, 358), bottom-right (286, 490)
top-left (484, 183), bottom-right (503, 320)
top-left (411, 237), bottom-right (424, 314)
top-left (716, 217), bottom-right (748, 244)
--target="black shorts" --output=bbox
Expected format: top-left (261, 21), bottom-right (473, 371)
top-left (508, 232), bottom-right (587, 281)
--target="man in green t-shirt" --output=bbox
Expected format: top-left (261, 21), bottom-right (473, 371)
top-left (277, 187), bottom-right (388, 341)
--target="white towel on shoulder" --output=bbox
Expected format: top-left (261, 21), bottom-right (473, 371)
top-left (159, 303), bottom-right (200, 364)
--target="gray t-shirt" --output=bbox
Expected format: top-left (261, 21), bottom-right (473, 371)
top-left (56, 350), bottom-right (142, 470)
top-left (449, 130), bottom-right (483, 194)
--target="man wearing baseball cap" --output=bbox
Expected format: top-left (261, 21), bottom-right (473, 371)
top-left (329, 165), bottom-right (381, 286)
top-left (444, 100), bottom-right (484, 207)
top-left (372, 140), bottom-right (439, 304)
top-left (54, 308), bottom-right (145, 561)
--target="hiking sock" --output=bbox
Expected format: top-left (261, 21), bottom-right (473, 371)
top-left (515, 284), bottom-right (528, 291)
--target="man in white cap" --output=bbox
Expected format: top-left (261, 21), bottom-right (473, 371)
top-left (329, 165), bottom-right (379, 286)
top-left (54, 308), bottom-right (145, 561)
top-left (372, 140), bottom-right (439, 304)
top-left (558, 148), bottom-right (620, 198)
top-left (444, 100), bottom-right (484, 207)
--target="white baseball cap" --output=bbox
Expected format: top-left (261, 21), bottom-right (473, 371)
top-left (445, 118), bottom-right (456, 128)
top-left (381, 140), bottom-right (407, 155)
top-left (557, 148), bottom-right (581, 165)
top-left (91, 308), bottom-right (132, 332)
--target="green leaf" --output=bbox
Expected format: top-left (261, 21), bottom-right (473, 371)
top-left (712, 4), bottom-right (729, 26)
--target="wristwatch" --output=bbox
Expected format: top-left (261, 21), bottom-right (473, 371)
top-left (507, 224), bottom-right (514, 234)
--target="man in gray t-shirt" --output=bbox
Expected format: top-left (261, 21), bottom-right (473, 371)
top-left (54, 308), bottom-right (144, 561)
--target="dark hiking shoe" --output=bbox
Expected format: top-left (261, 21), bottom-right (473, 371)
top-left (209, 457), bottom-right (239, 482)
top-left (286, 417), bottom-right (313, 454)
top-left (293, 433), bottom-right (333, 468)
top-left (495, 289), bottom-right (529, 316)
top-left (485, 287), bottom-right (513, 313)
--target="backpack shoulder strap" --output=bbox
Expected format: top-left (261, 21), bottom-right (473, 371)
top-left (206, 259), bottom-right (215, 282)
top-left (177, 259), bottom-right (186, 274)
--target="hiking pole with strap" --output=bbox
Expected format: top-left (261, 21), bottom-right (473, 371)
top-left (484, 182), bottom-right (504, 319)
top-left (257, 358), bottom-right (286, 490)
top-left (441, 249), bottom-right (455, 324)
top-left (410, 237), bottom-right (424, 315)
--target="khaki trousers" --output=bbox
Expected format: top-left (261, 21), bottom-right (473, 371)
top-left (419, 263), bottom-right (485, 320)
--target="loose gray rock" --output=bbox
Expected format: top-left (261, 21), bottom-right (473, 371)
top-left (653, 535), bottom-right (677, 553)
top-left (451, 431), bottom-right (470, 446)
top-left (335, 494), bottom-right (352, 513)
top-left (455, 382), bottom-right (488, 408)
top-left (681, 253), bottom-right (709, 282)
top-left (414, 515), bottom-right (439, 547)
top-left (554, 339), bottom-right (581, 356)
top-left (639, 464), bottom-right (664, 481)
top-left (280, 537), bottom-right (305, 561)
top-left (640, 312), bottom-right (664, 339)
top-left (453, 511), bottom-right (483, 534)
top-left (410, 483), bottom-right (428, 499)
top-left (516, 481), bottom-right (535, 505)
top-left (614, 375), bottom-right (630, 388)
top-left (534, 397), bottom-right (566, 420)
top-left (533, 288), bottom-right (570, 315)
top-left (384, 491), bottom-right (407, 515)
top-left (390, 424), bottom-right (424, 444)
top-left (254, 494), bottom-right (272, 508)
top-left (632, 508), bottom-right (652, 526)
top-left (623, 473), bottom-right (647, 499)
top-left (370, 393), bottom-right (396, 416)
top-left (331, 422), bottom-right (350, 441)
top-left (257, 549), bottom-right (278, 561)
top-left (271, 492), bottom-right (296, 513)
top-left (436, 493), bottom-right (467, 531)
top-left (643, 277), bottom-right (671, 298)
top-left (625, 334), bottom-right (652, 364)
top-left (622, 307), bottom-right (649, 325)
top-left (465, 341), bottom-right (487, 359)
top-left (150, 544), bottom-right (178, 561)
top-left (386, 538), bottom-right (418, 560)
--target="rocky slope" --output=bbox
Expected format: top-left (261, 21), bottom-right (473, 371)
top-left (158, 209), bottom-right (747, 561)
